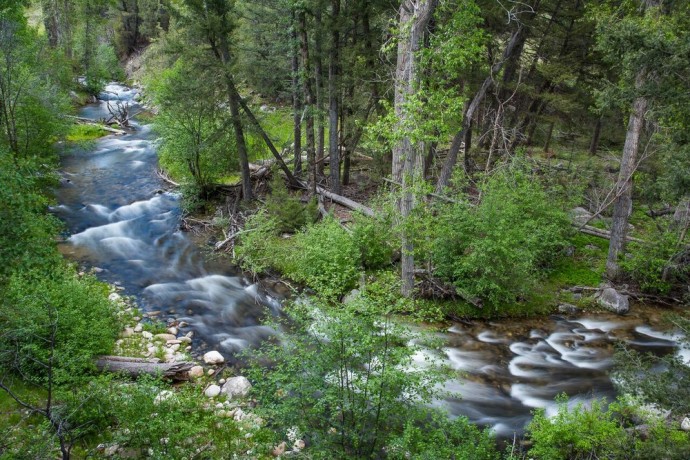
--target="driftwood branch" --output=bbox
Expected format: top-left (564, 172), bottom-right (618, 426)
top-left (96, 356), bottom-right (194, 381)
top-left (68, 116), bottom-right (126, 135)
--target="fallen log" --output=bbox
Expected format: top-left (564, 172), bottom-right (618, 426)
top-left (67, 116), bottom-right (127, 135)
top-left (574, 223), bottom-right (644, 243)
top-left (294, 179), bottom-right (375, 217)
top-left (96, 356), bottom-right (194, 381)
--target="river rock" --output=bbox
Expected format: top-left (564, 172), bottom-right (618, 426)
top-left (142, 331), bottom-right (153, 339)
top-left (167, 326), bottom-right (178, 335)
top-left (121, 327), bottom-right (134, 338)
top-left (154, 333), bottom-right (177, 342)
top-left (188, 365), bottom-right (204, 378)
top-left (221, 376), bottom-right (252, 398)
top-left (681, 417), bottom-right (690, 431)
top-left (203, 350), bottom-right (225, 365)
top-left (596, 288), bottom-right (629, 314)
top-left (108, 292), bottom-right (122, 302)
top-left (133, 324), bottom-right (142, 333)
top-left (558, 303), bottom-right (580, 315)
top-left (204, 385), bottom-right (221, 398)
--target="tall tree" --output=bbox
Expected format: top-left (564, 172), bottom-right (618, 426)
top-left (393, 0), bottom-right (437, 297)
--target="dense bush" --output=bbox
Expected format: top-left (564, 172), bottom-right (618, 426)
top-left (523, 396), bottom-right (690, 460)
top-left (352, 212), bottom-right (395, 269)
top-left (245, 298), bottom-right (496, 459)
top-left (289, 217), bottom-right (361, 299)
top-left (265, 177), bottom-right (318, 233)
top-left (432, 167), bottom-right (570, 308)
top-left (235, 210), bottom-right (281, 274)
top-left (0, 270), bottom-right (118, 387)
top-left (621, 229), bottom-right (689, 294)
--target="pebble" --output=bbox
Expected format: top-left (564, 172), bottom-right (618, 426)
top-left (167, 327), bottom-right (178, 336)
top-left (142, 331), bottom-right (153, 339)
top-left (681, 417), bottom-right (690, 431)
top-left (121, 327), bottom-right (134, 338)
top-left (133, 324), bottom-right (143, 333)
top-left (154, 333), bottom-right (177, 342)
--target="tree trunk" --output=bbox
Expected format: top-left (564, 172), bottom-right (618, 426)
top-left (589, 116), bottom-right (602, 155)
top-left (291, 11), bottom-right (302, 174)
top-left (219, 34), bottom-right (253, 201)
top-left (298, 10), bottom-right (316, 195)
top-left (393, 0), bottom-right (437, 297)
top-left (315, 9), bottom-right (325, 176)
top-left (329, 0), bottom-right (341, 193)
top-left (436, 26), bottom-right (525, 193)
top-left (606, 73), bottom-right (647, 279)
top-left (543, 121), bottom-right (554, 153)
top-left (96, 356), bottom-right (194, 381)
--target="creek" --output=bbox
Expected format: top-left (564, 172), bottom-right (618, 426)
top-left (53, 83), bottom-right (687, 438)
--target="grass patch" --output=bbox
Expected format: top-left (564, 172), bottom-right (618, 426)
top-left (66, 123), bottom-right (109, 142)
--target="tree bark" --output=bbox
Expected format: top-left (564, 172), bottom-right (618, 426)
top-left (291, 10), bottom-right (302, 174)
top-left (393, 0), bottom-right (437, 297)
top-left (589, 116), bottom-right (602, 155)
top-left (315, 8), bottom-right (326, 176)
top-left (298, 10), bottom-right (317, 195)
top-left (96, 356), bottom-right (194, 381)
top-left (329, 0), bottom-right (341, 193)
top-left (606, 72), bottom-right (647, 279)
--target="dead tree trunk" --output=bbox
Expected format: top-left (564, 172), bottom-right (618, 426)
top-left (589, 116), bottom-right (602, 155)
top-left (96, 356), bottom-right (194, 381)
top-left (606, 72), bottom-right (647, 279)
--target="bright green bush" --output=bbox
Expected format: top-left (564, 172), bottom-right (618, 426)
top-left (0, 269), bottom-right (118, 387)
top-left (432, 167), bottom-right (570, 309)
top-left (389, 412), bottom-right (499, 460)
top-left (245, 299), bottom-right (472, 459)
top-left (524, 395), bottom-right (690, 460)
top-left (235, 210), bottom-right (282, 274)
top-left (289, 217), bottom-right (361, 299)
top-left (352, 212), bottom-right (394, 269)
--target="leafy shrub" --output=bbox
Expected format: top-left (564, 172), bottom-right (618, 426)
top-left (524, 395), bottom-right (690, 460)
top-left (352, 212), bottom-right (394, 269)
top-left (245, 300), bottom-right (472, 459)
top-left (526, 398), bottom-right (626, 460)
top-left (0, 269), bottom-right (118, 386)
top-left (235, 210), bottom-right (281, 274)
top-left (389, 412), bottom-right (499, 460)
top-left (265, 177), bottom-right (318, 233)
top-left (289, 217), bottom-right (361, 299)
top-left (620, 229), bottom-right (688, 294)
top-left (432, 167), bottom-right (570, 308)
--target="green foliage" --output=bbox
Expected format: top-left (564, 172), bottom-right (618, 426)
top-left (524, 394), bottom-right (690, 460)
top-left (388, 412), bottom-right (499, 460)
top-left (265, 177), bottom-right (317, 233)
top-left (621, 229), bottom-right (688, 294)
top-left (527, 397), bottom-right (625, 460)
top-left (432, 165), bottom-right (570, 309)
top-left (65, 123), bottom-right (109, 143)
top-left (150, 56), bottom-right (235, 191)
top-left (0, 269), bottom-right (118, 387)
top-left (245, 299), bottom-right (472, 459)
top-left (235, 210), bottom-right (281, 274)
top-left (289, 217), bottom-right (361, 299)
top-left (352, 212), bottom-right (394, 270)
top-left (0, 10), bottom-right (70, 159)
top-left (0, 155), bottom-right (62, 283)
top-left (613, 316), bottom-right (690, 414)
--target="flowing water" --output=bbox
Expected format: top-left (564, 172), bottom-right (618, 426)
top-left (54, 84), bottom-right (686, 437)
